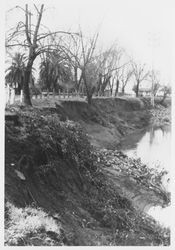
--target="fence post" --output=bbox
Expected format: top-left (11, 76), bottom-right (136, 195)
top-left (10, 87), bottom-right (15, 105)
top-left (20, 90), bottom-right (24, 103)
top-left (6, 85), bottom-right (10, 105)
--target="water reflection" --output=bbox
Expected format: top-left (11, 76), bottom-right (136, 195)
top-left (148, 206), bottom-right (172, 228)
top-left (121, 125), bottom-right (171, 228)
top-left (122, 125), bottom-right (171, 175)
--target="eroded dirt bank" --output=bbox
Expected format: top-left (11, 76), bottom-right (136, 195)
top-left (5, 97), bottom-right (170, 246)
top-left (33, 97), bottom-right (151, 149)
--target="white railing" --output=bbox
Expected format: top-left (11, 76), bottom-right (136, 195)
top-left (5, 87), bottom-right (136, 105)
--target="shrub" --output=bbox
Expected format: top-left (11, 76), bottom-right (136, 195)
top-left (18, 111), bottom-right (96, 173)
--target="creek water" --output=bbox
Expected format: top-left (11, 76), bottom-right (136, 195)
top-left (120, 124), bottom-right (171, 228)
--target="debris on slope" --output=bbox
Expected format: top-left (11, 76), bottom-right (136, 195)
top-left (95, 149), bottom-right (170, 207)
top-left (149, 105), bottom-right (171, 125)
top-left (5, 106), bottom-right (170, 246)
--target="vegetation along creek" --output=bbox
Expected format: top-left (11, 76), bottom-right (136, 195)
top-left (120, 124), bottom-right (171, 227)
top-left (5, 97), bottom-right (171, 246)
top-left (4, 2), bottom-right (172, 246)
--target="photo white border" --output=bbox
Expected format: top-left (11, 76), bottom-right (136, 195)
top-left (0, 1), bottom-right (175, 250)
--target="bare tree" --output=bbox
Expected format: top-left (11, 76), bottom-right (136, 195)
top-left (6, 4), bottom-right (45, 105)
top-left (103, 46), bottom-right (126, 97)
top-left (53, 32), bottom-right (130, 101)
top-left (149, 70), bottom-right (161, 97)
top-left (131, 61), bottom-right (149, 97)
top-left (57, 29), bottom-right (100, 104)
top-left (93, 48), bottom-right (115, 96)
top-left (95, 46), bottom-right (127, 96)
top-left (6, 4), bottom-right (78, 106)
top-left (80, 31), bottom-right (99, 104)
top-left (120, 65), bottom-right (133, 94)
top-left (57, 34), bottom-right (84, 94)
top-left (160, 85), bottom-right (171, 104)
top-left (113, 49), bottom-right (124, 96)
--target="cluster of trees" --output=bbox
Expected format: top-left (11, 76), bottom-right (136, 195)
top-left (5, 4), bottom-right (171, 106)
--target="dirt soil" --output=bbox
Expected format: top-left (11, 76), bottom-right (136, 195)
top-left (4, 97), bottom-right (170, 246)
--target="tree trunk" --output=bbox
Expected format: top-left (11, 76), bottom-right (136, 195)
top-left (110, 88), bottom-right (113, 96)
top-left (23, 54), bottom-right (36, 106)
top-left (82, 72), bottom-right (92, 105)
top-left (122, 85), bottom-right (125, 94)
top-left (135, 81), bottom-right (139, 97)
top-left (23, 69), bottom-right (32, 106)
top-left (115, 79), bottom-right (120, 96)
top-left (96, 74), bottom-right (102, 96)
top-left (17, 82), bottom-right (21, 95)
top-left (53, 79), bottom-right (58, 98)
top-left (74, 67), bottom-right (78, 87)
top-left (10, 87), bottom-right (15, 105)
top-left (100, 75), bottom-right (111, 96)
top-left (76, 72), bottom-right (83, 94)
top-left (86, 93), bottom-right (92, 105)
top-left (84, 84), bottom-right (92, 104)
top-left (160, 93), bottom-right (167, 104)
top-left (110, 77), bottom-right (115, 96)
top-left (53, 88), bottom-right (56, 98)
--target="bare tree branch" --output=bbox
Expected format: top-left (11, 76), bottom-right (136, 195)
top-left (33, 4), bottom-right (44, 45)
top-left (37, 31), bottom-right (79, 42)
top-left (6, 43), bottom-right (30, 48)
top-left (34, 4), bottom-right (40, 14)
top-left (25, 4), bottom-right (32, 45)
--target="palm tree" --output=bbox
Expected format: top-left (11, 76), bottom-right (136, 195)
top-left (39, 52), bottom-right (73, 95)
top-left (39, 58), bottom-right (52, 93)
top-left (6, 53), bottom-right (36, 97)
top-left (5, 53), bottom-right (26, 94)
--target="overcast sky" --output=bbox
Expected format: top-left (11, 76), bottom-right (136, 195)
top-left (5, 0), bottom-right (174, 85)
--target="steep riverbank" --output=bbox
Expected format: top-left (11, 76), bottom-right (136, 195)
top-left (5, 97), bottom-right (171, 246)
top-left (32, 96), bottom-right (170, 149)
top-left (33, 96), bottom-right (151, 149)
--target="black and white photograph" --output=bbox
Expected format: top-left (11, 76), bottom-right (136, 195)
top-left (2, 0), bottom-right (174, 246)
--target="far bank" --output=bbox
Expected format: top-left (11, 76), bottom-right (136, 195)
top-left (31, 96), bottom-right (170, 149)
